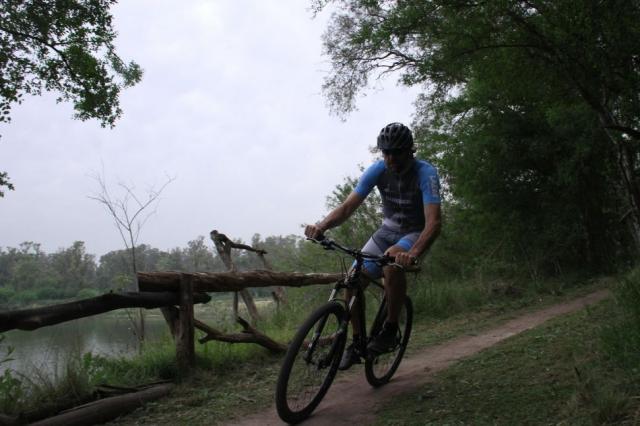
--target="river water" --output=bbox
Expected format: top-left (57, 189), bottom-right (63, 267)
top-left (0, 301), bottom-right (259, 379)
top-left (0, 310), bottom-right (173, 378)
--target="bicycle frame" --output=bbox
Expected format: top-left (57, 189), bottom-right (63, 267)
top-left (322, 250), bottom-right (387, 361)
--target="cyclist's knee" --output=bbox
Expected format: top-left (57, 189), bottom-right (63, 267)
top-left (383, 264), bottom-right (405, 283)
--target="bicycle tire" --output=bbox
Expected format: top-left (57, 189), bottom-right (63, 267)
top-left (364, 296), bottom-right (413, 387)
top-left (275, 301), bottom-right (347, 424)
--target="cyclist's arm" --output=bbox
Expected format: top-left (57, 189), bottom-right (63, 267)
top-left (408, 203), bottom-right (442, 259)
top-left (393, 203), bottom-right (441, 266)
top-left (305, 192), bottom-right (365, 239)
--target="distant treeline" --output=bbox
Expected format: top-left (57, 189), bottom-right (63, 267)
top-left (0, 234), bottom-right (327, 308)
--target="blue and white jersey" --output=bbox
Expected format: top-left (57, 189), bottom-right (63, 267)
top-left (354, 159), bottom-right (441, 233)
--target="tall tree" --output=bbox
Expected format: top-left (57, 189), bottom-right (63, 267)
top-left (315, 0), bottom-right (640, 253)
top-left (89, 172), bottom-right (174, 342)
top-left (0, 0), bottom-right (142, 195)
top-left (49, 241), bottom-right (96, 293)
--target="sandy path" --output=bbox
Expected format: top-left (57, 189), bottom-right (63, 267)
top-left (230, 289), bottom-right (609, 426)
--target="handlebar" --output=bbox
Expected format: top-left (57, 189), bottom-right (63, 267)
top-left (307, 237), bottom-right (400, 267)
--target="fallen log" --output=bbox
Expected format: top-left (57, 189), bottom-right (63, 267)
top-left (138, 270), bottom-right (342, 292)
top-left (29, 383), bottom-right (174, 426)
top-left (196, 316), bottom-right (287, 353)
top-left (0, 292), bottom-right (211, 333)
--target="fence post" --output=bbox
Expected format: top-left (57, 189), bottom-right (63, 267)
top-left (176, 273), bottom-right (195, 375)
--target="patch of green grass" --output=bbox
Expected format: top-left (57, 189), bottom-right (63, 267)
top-left (600, 267), bottom-right (640, 370)
top-left (376, 298), bottom-right (639, 425)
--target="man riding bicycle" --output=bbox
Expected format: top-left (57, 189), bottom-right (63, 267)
top-left (305, 122), bottom-right (442, 370)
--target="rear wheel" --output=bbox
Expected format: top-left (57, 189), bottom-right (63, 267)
top-left (364, 296), bottom-right (413, 387)
top-left (275, 301), bottom-right (347, 423)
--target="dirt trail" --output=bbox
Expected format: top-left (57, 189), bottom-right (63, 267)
top-left (230, 289), bottom-right (609, 426)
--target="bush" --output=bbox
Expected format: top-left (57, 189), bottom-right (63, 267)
top-left (0, 287), bottom-right (15, 305)
top-left (0, 370), bottom-right (23, 414)
top-left (76, 288), bottom-right (101, 299)
top-left (11, 290), bottom-right (38, 305)
top-left (36, 287), bottom-right (66, 300)
top-left (600, 267), bottom-right (640, 369)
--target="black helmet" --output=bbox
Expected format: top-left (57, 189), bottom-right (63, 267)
top-left (376, 122), bottom-right (413, 150)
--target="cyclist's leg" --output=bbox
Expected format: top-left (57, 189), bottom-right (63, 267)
top-left (382, 232), bottom-right (420, 324)
top-left (340, 234), bottom-right (388, 369)
top-left (347, 230), bottom-right (387, 338)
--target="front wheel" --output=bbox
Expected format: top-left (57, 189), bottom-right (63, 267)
top-left (275, 301), bottom-right (347, 424)
top-left (365, 296), bottom-right (413, 387)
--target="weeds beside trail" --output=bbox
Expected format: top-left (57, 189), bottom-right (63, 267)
top-left (103, 278), bottom-right (608, 425)
top-left (0, 273), bottom-right (618, 423)
top-left (377, 268), bottom-right (640, 425)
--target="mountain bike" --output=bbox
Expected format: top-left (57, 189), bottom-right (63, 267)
top-left (275, 237), bottom-right (413, 424)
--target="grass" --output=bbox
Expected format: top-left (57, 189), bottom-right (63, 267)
top-left (103, 277), bottom-right (609, 425)
top-left (376, 298), bottom-right (640, 425)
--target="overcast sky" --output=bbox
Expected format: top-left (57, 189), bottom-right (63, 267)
top-left (0, 1), bottom-right (419, 258)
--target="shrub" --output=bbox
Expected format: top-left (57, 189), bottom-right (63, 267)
top-left (11, 290), bottom-right (38, 305)
top-left (600, 267), bottom-right (640, 369)
top-left (36, 287), bottom-right (66, 300)
top-left (76, 288), bottom-right (101, 299)
top-left (0, 287), bottom-right (15, 305)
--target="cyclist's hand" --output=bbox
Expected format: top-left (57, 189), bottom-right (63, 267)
top-left (304, 224), bottom-right (325, 240)
top-left (392, 251), bottom-right (418, 267)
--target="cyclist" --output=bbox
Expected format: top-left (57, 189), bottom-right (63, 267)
top-left (305, 122), bottom-right (442, 370)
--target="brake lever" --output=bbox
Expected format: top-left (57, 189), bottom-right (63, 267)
top-left (306, 236), bottom-right (333, 250)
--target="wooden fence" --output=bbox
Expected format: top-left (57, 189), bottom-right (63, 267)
top-left (0, 270), bottom-right (341, 426)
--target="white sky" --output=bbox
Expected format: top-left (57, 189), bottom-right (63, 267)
top-left (0, 1), bottom-right (419, 257)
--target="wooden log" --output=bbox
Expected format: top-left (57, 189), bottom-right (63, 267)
top-left (159, 306), bottom-right (179, 338)
top-left (258, 252), bottom-right (287, 306)
top-left (239, 288), bottom-right (260, 323)
top-left (176, 273), bottom-right (195, 373)
top-left (29, 383), bottom-right (174, 426)
top-left (197, 317), bottom-right (287, 353)
top-left (138, 270), bottom-right (342, 292)
top-left (0, 292), bottom-right (211, 333)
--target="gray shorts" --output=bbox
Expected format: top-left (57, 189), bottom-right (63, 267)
top-left (358, 226), bottom-right (420, 278)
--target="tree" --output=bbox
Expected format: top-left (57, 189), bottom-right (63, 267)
top-left (89, 172), bottom-right (174, 342)
top-left (315, 0), bottom-right (640, 250)
top-left (325, 170), bottom-right (382, 249)
top-left (0, 0), bottom-right (142, 196)
top-left (184, 236), bottom-right (217, 271)
top-left (49, 241), bottom-right (96, 294)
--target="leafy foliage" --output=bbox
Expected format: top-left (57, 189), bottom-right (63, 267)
top-left (601, 267), bottom-right (640, 369)
top-left (315, 0), bottom-right (640, 275)
top-left (0, 0), bottom-right (142, 196)
top-left (0, 0), bottom-right (141, 126)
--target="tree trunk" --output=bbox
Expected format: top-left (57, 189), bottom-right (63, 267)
top-left (0, 292), bottom-right (211, 333)
top-left (239, 288), bottom-right (260, 322)
top-left (232, 291), bottom-right (239, 319)
top-left (29, 383), bottom-right (174, 426)
top-left (196, 316), bottom-right (287, 353)
top-left (176, 274), bottom-right (195, 375)
top-left (258, 252), bottom-right (286, 305)
top-left (209, 231), bottom-right (262, 324)
top-left (605, 128), bottom-right (640, 251)
top-left (138, 271), bottom-right (342, 292)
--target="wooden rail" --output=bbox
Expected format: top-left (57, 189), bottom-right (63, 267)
top-left (137, 270), bottom-right (342, 292)
top-left (0, 291), bottom-right (211, 333)
top-left (1, 271), bottom-right (343, 371)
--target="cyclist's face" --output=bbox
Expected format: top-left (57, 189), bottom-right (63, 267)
top-left (382, 148), bottom-right (412, 173)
